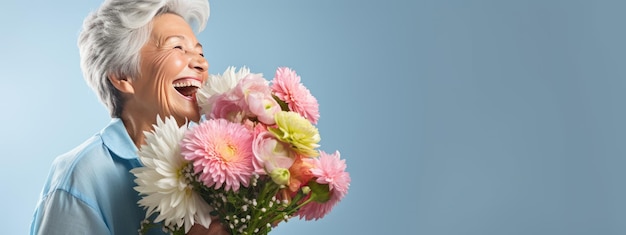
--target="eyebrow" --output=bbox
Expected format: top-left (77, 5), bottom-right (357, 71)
top-left (164, 35), bottom-right (203, 48)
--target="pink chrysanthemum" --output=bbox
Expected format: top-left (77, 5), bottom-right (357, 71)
top-left (297, 151), bottom-right (350, 220)
top-left (181, 119), bottom-right (255, 192)
top-left (271, 67), bottom-right (320, 124)
top-left (310, 151), bottom-right (350, 194)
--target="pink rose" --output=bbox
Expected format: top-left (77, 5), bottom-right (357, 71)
top-left (247, 92), bottom-right (281, 125)
top-left (252, 131), bottom-right (296, 176)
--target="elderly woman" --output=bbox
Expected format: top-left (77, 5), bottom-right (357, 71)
top-left (30, 0), bottom-right (226, 234)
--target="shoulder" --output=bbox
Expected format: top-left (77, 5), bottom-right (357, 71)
top-left (42, 118), bottom-right (139, 197)
top-left (32, 119), bottom-right (149, 235)
top-left (43, 134), bottom-right (111, 196)
top-left (31, 134), bottom-right (114, 235)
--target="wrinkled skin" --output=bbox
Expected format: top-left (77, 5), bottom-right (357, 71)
top-left (111, 13), bottom-right (209, 147)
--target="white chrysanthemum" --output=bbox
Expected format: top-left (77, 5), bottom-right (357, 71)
top-left (131, 116), bottom-right (213, 233)
top-left (197, 66), bottom-right (251, 114)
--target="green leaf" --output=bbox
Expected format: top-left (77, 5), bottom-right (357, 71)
top-left (308, 181), bottom-right (331, 203)
top-left (273, 95), bottom-right (290, 111)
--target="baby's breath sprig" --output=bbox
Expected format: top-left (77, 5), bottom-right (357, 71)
top-left (193, 174), bottom-right (309, 235)
top-left (139, 212), bottom-right (187, 235)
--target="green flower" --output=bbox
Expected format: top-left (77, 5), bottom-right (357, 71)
top-left (269, 168), bottom-right (290, 186)
top-left (269, 111), bottom-right (320, 156)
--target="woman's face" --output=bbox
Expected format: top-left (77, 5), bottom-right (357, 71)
top-left (131, 13), bottom-right (209, 124)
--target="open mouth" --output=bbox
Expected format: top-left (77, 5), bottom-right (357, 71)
top-left (173, 78), bottom-right (202, 100)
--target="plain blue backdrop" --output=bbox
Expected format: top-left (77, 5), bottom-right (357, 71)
top-left (2, 0), bottom-right (625, 234)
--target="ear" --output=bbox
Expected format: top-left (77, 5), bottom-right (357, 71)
top-left (108, 73), bottom-right (135, 94)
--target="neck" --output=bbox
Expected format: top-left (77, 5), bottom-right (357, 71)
top-left (119, 112), bottom-right (154, 149)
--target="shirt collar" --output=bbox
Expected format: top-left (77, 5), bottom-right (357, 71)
top-left (100, 118), bottom-right (138, 160)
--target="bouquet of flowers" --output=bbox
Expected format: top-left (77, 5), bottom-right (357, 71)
top-left (131, 67), bottom-right (351, 235)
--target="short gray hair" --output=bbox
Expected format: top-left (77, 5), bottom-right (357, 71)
top-left (78, 0), bottom-right (210, 117)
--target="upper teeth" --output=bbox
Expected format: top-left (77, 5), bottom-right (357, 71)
top-left (173, 80), bottom-right (201, 88)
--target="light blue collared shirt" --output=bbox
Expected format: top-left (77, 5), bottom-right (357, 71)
top-left (30, 118), bottom-right (166, 235)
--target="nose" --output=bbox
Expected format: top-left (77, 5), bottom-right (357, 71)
top-left (188, 52), bottom-right (208, 72)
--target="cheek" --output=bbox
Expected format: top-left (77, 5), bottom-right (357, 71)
top-left (149, 52), bottom-right (187, 81)
top-left (165, 56), bottom-right (187, 76)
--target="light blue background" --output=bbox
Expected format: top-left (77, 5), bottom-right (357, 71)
top-left (2, 0), bottom-right (625, 234)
